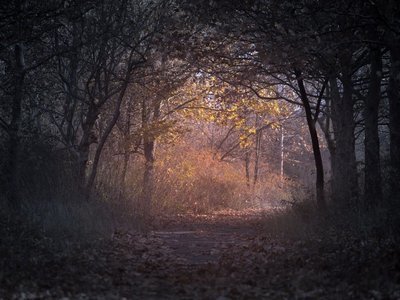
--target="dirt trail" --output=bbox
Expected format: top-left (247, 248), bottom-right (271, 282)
top-left (152, 210), bottom-right (264, 265)
top-left (4, 209), bottom-right (397, 299)
top-left (1, 209), bottom-right (268, 299)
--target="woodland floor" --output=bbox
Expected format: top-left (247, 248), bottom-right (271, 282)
top-left (1, 209), bottom-right (400, 299)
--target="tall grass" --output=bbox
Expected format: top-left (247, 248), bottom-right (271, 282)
top-left (1, 139), bottom-right (140, 245)
top-left (260, 195), bottom-right (400, 242)
top-left (2, 135), bottom-right (306, 243)
top-left (99, 140), bottom-right (300, 216)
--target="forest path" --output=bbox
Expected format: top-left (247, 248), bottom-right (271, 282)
top-left (151, 210), bottom-right (265, 265)
top-left (3, 208), bottom-right (399, 299)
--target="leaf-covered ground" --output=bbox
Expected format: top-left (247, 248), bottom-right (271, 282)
top-left (1, 209), bottom-right (399, 299)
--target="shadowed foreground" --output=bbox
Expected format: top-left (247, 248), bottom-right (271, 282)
top-left (1, 209), bottom-right (399, 299)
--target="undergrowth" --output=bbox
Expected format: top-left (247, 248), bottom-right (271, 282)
top-left (261, 196), bottom-right (400, 243)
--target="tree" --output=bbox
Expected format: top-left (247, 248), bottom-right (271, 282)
top-left (0, 0), bottom-right (70, 207)
top-left (48, 0), bottom-right (172, 196)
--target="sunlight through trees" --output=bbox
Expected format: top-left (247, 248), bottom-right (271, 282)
top-left (1, 0), bottom-right (400, 297)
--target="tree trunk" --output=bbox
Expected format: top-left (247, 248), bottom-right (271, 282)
top-left (329, 75), bottom-right (358, 208)
top-left (77, 107), bottom-right (98, 190)
top-left (280, 127), bottom-right (284, 182)
top-left (317, 88), bottom-right (337, 198)
top-left (364, 47), bottom-right (382, 207)
top-left (121, 152), bottom-right (130, 188)
top-left (295, 70), bottom-right (326, 211)
top-left (253, 115), bottom-right (261, 185)
top-left (245, 151), bottom-right (251, 187)
top-left (64, 22), bottom-right (79, 146)
top-left (140, 98), bottom-right (161, 221)
top-left (5, 44), bottom-right (26, 209)
top-left (142, 137), bottom-right (155, 220)
top-left (85, 81), bottom-right (129, 196)
top-left (388, 44), bottom-right (400, 199)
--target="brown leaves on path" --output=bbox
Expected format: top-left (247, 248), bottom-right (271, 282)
top-left (1, 208), bottom-right (400, 299)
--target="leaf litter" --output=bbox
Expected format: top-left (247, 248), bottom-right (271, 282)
top-left (1, 209), bottom-right (399, 299)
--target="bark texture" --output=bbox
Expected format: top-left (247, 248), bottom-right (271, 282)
top-left (295, 70), bottom-right (326, 211)
top-left (364, 47), bottom-right (382, 207)
top-left (5, 44), bottom-right (26, 209)
top-left (388, 45), bottom-right (400, 199)
top-left (329, 74), bottom-right (358, 208)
